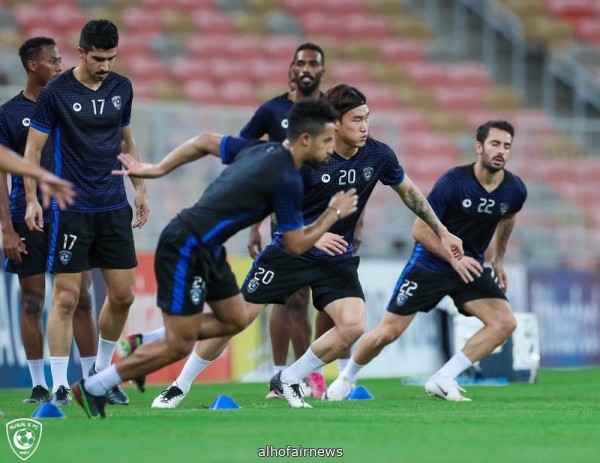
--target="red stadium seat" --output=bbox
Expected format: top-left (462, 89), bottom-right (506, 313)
top-left (330, 61), bottom-right (374, 86)
top-left (406, 62), bottom-right (453, 87)
top-left (376, 38), bottom-right (425, 65)
top-left (170, 57), bottom-right (213, 85)
top-left (544, 0), bottom-right (596, 22)
top-left (122, 8), bottom-right (164, 34)
top-left (141, 0), bottom-right (214, 12)
top-left (400, 133), bottom-right (460, 161)
top-left (191, 9), bottom-right (234, 34)
top-left (285, 0), bottom-right (366, 14)
top-left (430, 87), bottom-right (486, 111)
top-left (182, 80), bottom-right (221, 105)
top-left (218, 80), bottom-right (260, 107)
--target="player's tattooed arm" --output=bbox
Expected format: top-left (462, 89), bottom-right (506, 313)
top-left (393, 176), bottom-right (463, 261)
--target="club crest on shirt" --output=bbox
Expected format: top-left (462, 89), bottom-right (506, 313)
top-left (59, 250), bottom-right (71, 265)
top-left (396, 291), bottom-right (409, 306)
top-left (111, 96), bottom-right (122, 110)
top-left (321, 174), bottom-right (331, 183)
top-left (363, 167), bottom-right (373, 181)
top-left (281, 119), bottom-right (289, 129)
top-left (21, 118), bottom-right (30, 127)
top-left (247, 278), bottom-right (260, 293)
top-left (499, 202), bottom-right (510, 215)
top-left (189, 276), bottom-right (205, 306)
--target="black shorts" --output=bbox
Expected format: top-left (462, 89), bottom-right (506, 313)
top-left (386, 265), bottom-right (508, 316)
top-left (48, 207), bottom-right (137, 273)
top-left (4, 222), bottom-right (49, 277)
top-left (155, 219), bottom-right (240, 315)
top-left (241, 245), bottom-right (364, 311)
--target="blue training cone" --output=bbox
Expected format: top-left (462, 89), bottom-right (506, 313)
top-left (209, 395), bottom-right (240, 410)
top-left (32, 402), bottom-right (65, 419)
top-left (346, 385), bottom-right (374, 400)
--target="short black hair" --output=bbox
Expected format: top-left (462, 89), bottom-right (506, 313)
top-left (18, 37), bottom-right (56, 72)
top-left (79, 19), bottom-right (119, 52)
top-left (476, 120), bottom-right (515, 144)
top-left (292, 42), bottom-right (325, 65)
top-left (287, 99), bottom-right (339, 142)
top-left (322, 84), bottom-right (367, 116)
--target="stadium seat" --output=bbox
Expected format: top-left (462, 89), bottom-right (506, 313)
top-left (430, 87), bottom-right (487, 111)
top-left (285, 0), bottom-right (366, 15)
top-left (330, 61), bottom-right (374, 86)
top-left (405, 62), bottom-right (453, 87)
top-left (141, 0), bottom-right (214, 12)
top-left (544, 0), bottom-right (595, 22)
top-left (401, 133), bottom-right (461, 161)
top-left (191, 9), bottom-right (234, 34)
top-left (170, 57), bottom-right (212, 85)
top-left (376, 38), bottom-right (425, 65)
top-left (182, 80), bottom-right (221, 104)
top-left (122, 7), bottom-right (164, 34)
top-left (219, 80), bottom-right (260, 107)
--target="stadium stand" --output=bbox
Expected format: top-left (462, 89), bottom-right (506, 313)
top-left (0, 0), bottom-right (598, 268)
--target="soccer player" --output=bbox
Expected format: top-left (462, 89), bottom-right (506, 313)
top-left (242, 42), bottom-right (330, 398)
top-left (325, 120), bottom-right (526, 402)
top-left (0, 37), bottom-right (97, 404)
top-left (70, 98), bottom-right (359, 418)
top-left (141, 84), bottom-right (464, 410)
top-left (23, 20), bottom-right (149, 406)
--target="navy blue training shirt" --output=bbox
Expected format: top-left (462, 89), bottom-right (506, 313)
top-left (413, 163), bottom-right (527, 273)
top-left (176, 136), bottom-right (304, 255)
top-left (30, 69), bottom-right (132, 212)
top-left (0, 92), bottom-right (54, 222)
top-left (239, 93), bottom-right (293, 142)
top-left (271, 137), bottom-right (405, 261)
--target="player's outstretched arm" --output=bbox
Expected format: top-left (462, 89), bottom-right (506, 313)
top-left (0, 143), bottom-right (74, 215)
top-left (113, 133), bottom-right (224, 179)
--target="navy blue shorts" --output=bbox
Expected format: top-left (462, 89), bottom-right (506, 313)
top-left (386, 265), bottom-right (507, 316)
top-left (155, 219), bottom-right (240, 315)
top-left (241, 245), bottom-right (364, 311)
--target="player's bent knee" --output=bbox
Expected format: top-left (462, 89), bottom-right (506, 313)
top-left (340, 321), bottom-right (366, 347)
top-left (53, 290), bottom-right (80, 313)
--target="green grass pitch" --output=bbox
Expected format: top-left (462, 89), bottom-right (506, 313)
top-left (1, 369), bottom-right (599, 463)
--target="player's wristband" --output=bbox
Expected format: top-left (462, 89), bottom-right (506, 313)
top-left (327, 206), bottom-right (341, 219)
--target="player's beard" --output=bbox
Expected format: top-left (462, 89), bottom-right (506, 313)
top-left (305, 155), bottom-right (328, 169)
top-left (296, 76), bottom-right (320, 96)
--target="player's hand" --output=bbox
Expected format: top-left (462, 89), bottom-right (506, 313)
top-left (247, 224), bottom-right (262, 260)
top-left (133, 188), bottom-right (149, 229)
top-left (440, 230), bottom-right (463, 262)
top-left (491, 259), bottom-right (508, 292)
top-left (328, 188), bottom-right (358, 219)
top-left (24, 199), bottom-right (45, 232)
top-left (37, 172), bottom-right (75, 212)
top-left (314, 232), bottom-right (348, 256)
top-left (113, 153), bottom-right (162, 178)
top-left (450, 255), bottom-right (483, 284)
top-left (2, 229), bottom-right (26, 264)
